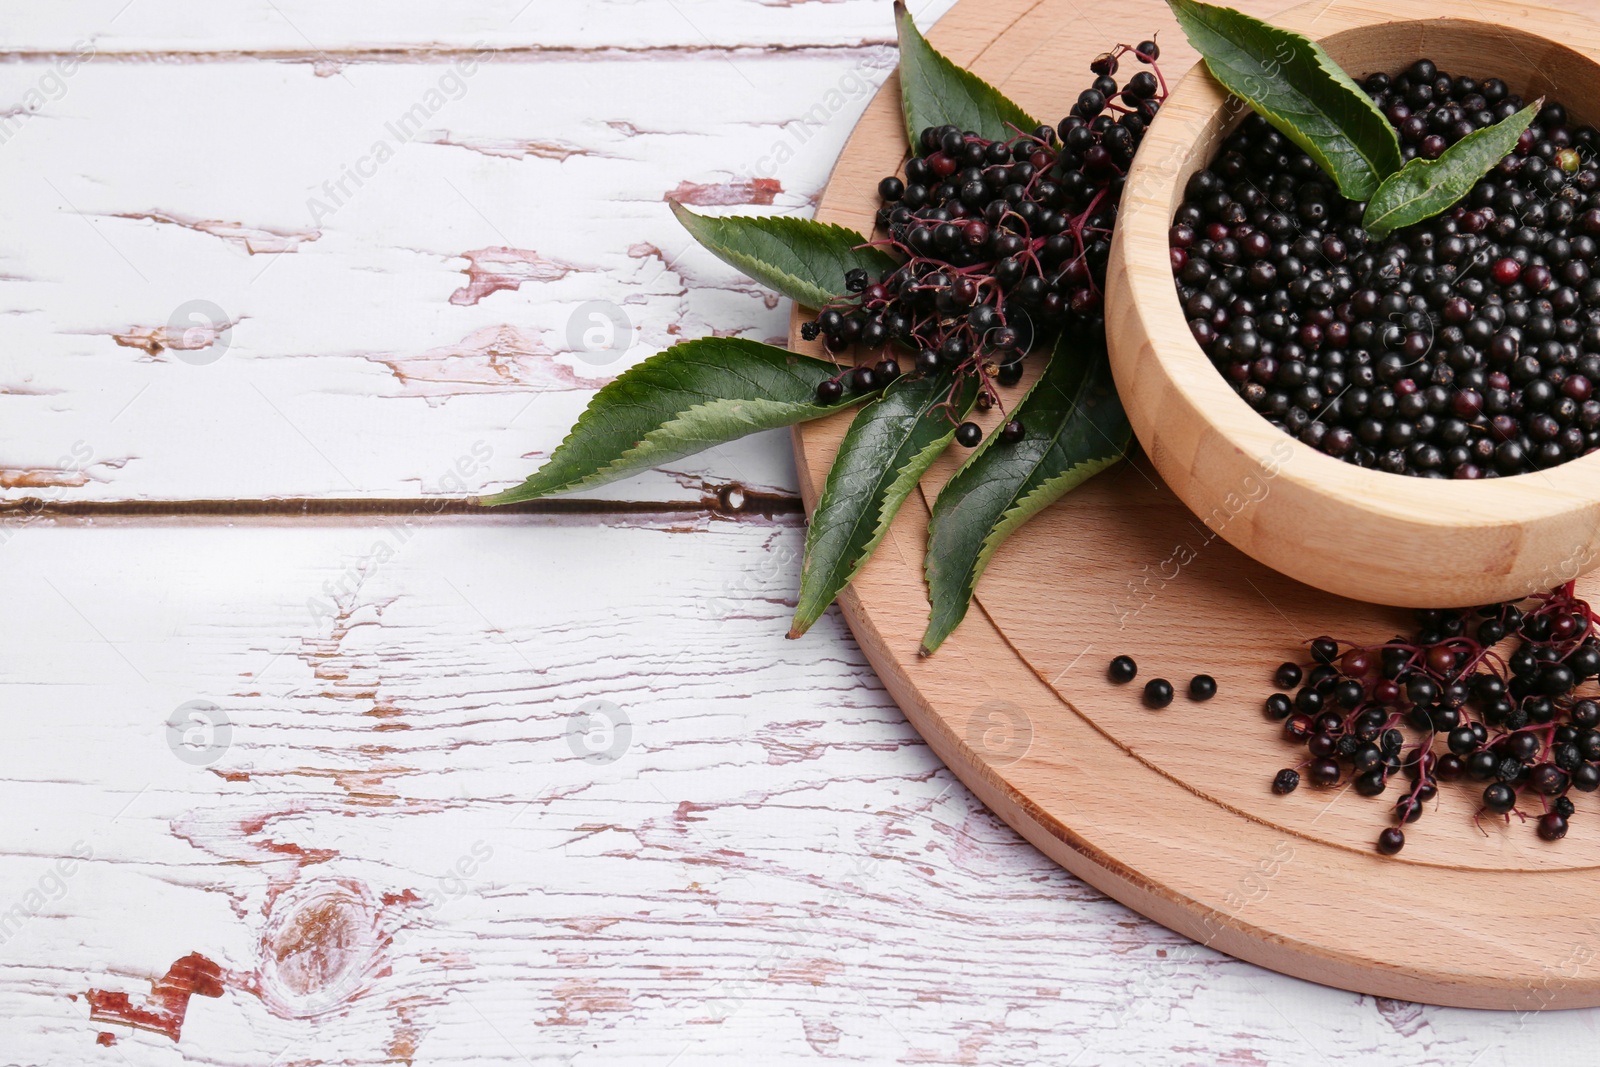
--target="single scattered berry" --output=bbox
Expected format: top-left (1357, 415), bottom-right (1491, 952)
top-left (1539, 812), bottom-right (1570, 840)
top-left (1272, 768), bottom-right (1300, 794)
top-left (1274, 661), bottom-right (1302, 689)
top-left (1108, 655), bottom-right (1138, 684)
top-left (1144, 678), bottom-right (1175, 709)
top-left (954, 421), bottom-right (983, 447)
top-left (1189, 674), bottom-right (1218, 701)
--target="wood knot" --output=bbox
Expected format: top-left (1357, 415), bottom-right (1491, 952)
top-left (257, 879), bottom-right (381, 1018)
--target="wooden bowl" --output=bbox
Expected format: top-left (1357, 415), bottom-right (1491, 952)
top-left (1107, 0), bottom-right (1600, 607)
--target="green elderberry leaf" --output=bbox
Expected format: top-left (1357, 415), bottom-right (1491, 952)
top-left (482, 338), bottom-right (873, 505)
top-left (894, 0), bottom-right (1038, 148)
top-left (670, 203), bottom-right (898, 310)
top-left (790, 370), bottom-right (979, 638)
top-left (1165, 0), bottom-right (1402, 200)
top-left (921, 340), bottom-right (1129, 655)
top-left (1363, 100), bottom-right (1540, 238)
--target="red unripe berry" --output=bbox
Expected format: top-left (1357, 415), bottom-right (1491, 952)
top-left (1452, 389), bottom-right (1484, 418)
top-left (1340, 650), bottom-right (1373, 677)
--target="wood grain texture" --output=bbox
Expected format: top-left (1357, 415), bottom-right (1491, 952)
top-left (793, 0), bottom-right (1600, 1009)
top-left (3, 519), bottom-right (1597, 1066)
top-left (0, 5), bottom-right (948, 505)
top-left (1110, 0), bottom-right (1600, 606)
top-left (0, 0), bottom-right (910, 54)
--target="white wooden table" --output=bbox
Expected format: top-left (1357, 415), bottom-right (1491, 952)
top-left (0, 1), bottom-right (1591, 1062)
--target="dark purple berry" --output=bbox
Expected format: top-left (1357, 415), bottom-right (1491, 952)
top-left (1144, 678), bottom-right (1175, 709)
top-left (1539, 812), bottom-right (1569, 840)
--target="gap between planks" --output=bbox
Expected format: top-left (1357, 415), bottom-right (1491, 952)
top-left (0, 42), bottom-right (893, 63)
top-left (0, 483), bottom-right (802, 524)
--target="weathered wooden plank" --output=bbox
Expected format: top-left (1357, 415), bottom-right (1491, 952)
top-left (0, 519), bottom-right (1587, 1064)
top-left (0, 0), bottom-right (951, 54)
top-left (0, 48), bottom-right (918, 503)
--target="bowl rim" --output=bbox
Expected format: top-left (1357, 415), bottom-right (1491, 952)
top-left (1115, 0), bottom-right (1600, 532)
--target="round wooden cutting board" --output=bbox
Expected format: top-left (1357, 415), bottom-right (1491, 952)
top-left (792, 0), bottom-right (1600, 1009)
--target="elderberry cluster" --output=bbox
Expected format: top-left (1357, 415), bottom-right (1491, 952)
top-left (1174, 58), bottom-right (1600, 478)
top-left (1268, 583), bottom-right (1600, 855)
top-left (804, 40), bottom-right (1165, 447)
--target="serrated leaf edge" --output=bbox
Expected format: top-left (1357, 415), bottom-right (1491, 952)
top-left (971, 450), bottom-right (1124, 592)
top-left (670, 202), bottom-right (894, 310)
top-left (1362, 101), bottom-right (1540, 238)
top-left (790, 402), bottom-right (962, 637)
top-left (893, 0), bottom-right (1039, 147)
top-left (917, 362), bottom-right (1057, 650)
top-left (917, 359), bottom-right (1127, 654)
top-left (482, 341), bottom-right (859, 505)
top-left (1172, 0), bottom-right (1401, 200)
